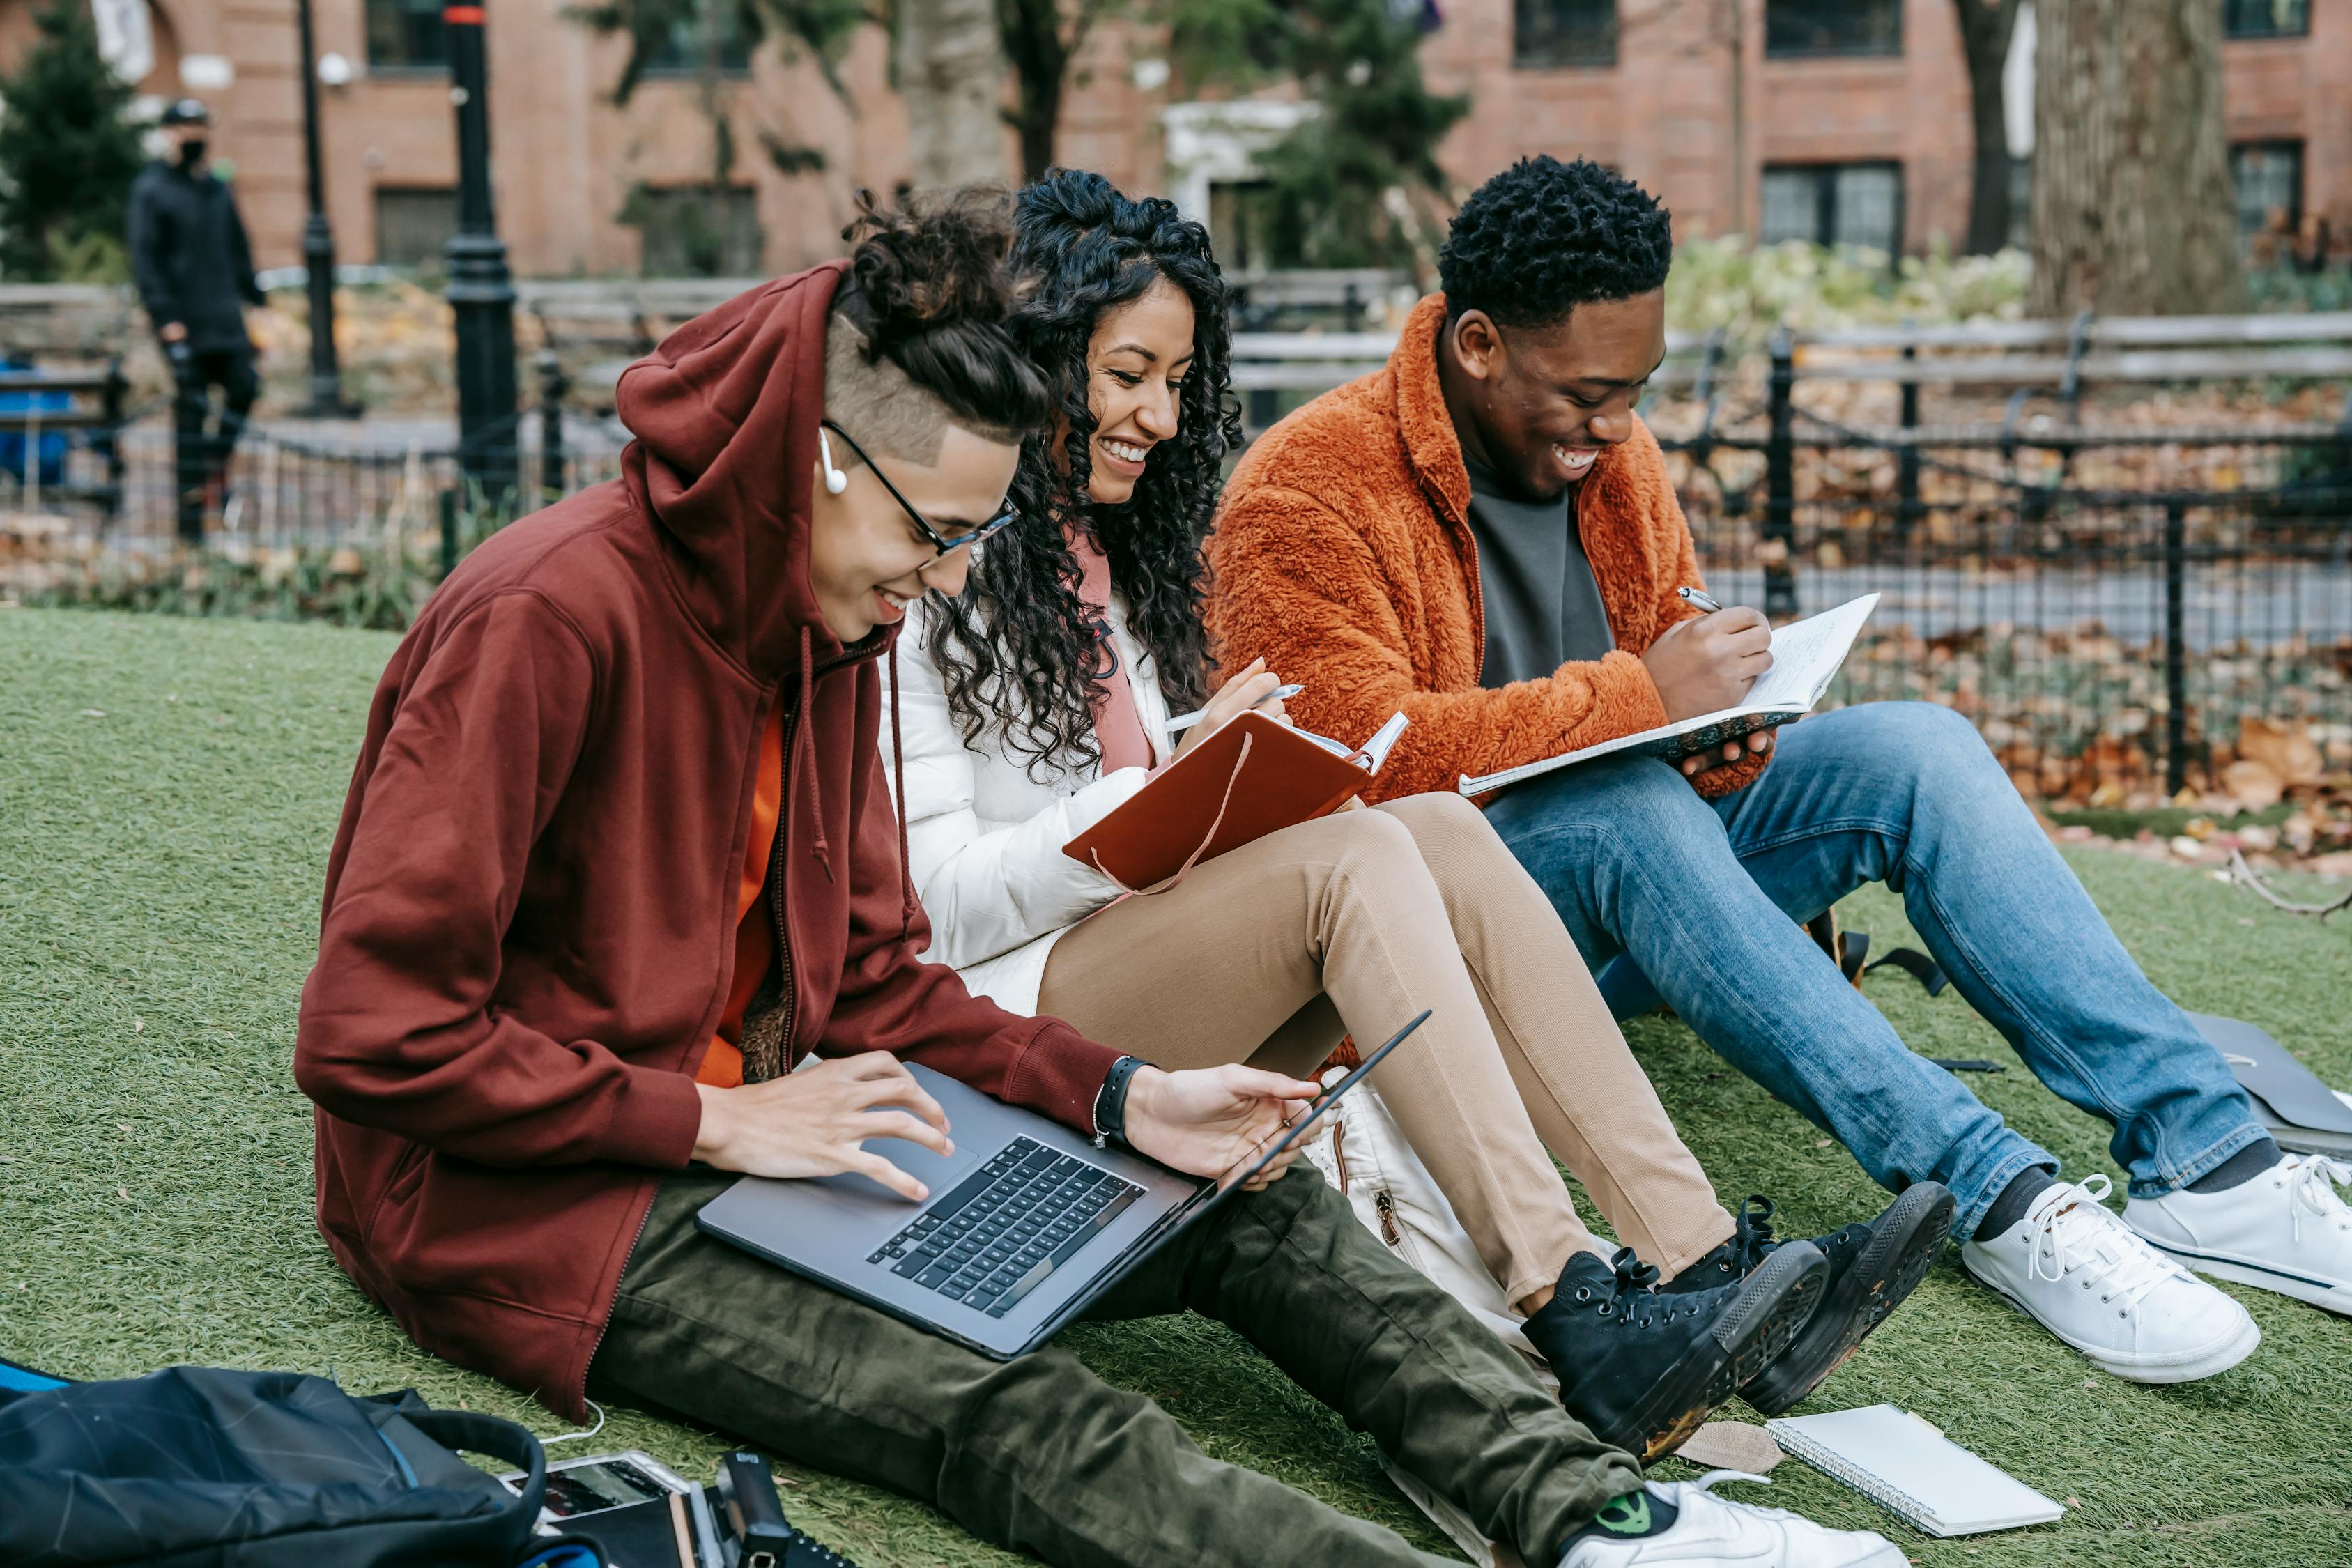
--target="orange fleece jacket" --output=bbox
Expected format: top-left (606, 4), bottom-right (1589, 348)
top-left (1206, 292), bottom-right (1769, 804)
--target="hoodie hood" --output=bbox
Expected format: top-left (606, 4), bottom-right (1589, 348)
top-left (297, 255), bottom-right (1125, 1418)
top-left (616, 260), bottom-right (852, 678)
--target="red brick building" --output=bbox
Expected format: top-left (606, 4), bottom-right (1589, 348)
top-left (6, 0), bottom-right (2341, 276)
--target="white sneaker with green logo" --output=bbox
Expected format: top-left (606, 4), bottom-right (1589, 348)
top-left (1558, 1473), bottom-right (1905, 1567)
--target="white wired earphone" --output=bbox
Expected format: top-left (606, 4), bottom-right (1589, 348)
top-left (818, 427), bottom-right (849, 494)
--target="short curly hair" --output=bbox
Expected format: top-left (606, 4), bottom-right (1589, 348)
top-left (1438, 156), bottom-right (1673, 330)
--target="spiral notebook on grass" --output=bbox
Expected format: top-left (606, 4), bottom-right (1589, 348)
top-left (1063, 708), bottom-right (1408, 889)
top-left (1459, 593), bottom-right (1881, 796)
top-left (1765, 1406), bottom-right (2062, 1538)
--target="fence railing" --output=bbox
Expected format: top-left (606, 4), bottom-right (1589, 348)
top-left (8, 304), bottom-right (2349, 804)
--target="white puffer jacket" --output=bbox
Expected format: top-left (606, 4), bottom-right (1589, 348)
top-left (879, 592), bottom-right (1171, 1014)
top-left (886, 593), bottom-right (1542, 1567)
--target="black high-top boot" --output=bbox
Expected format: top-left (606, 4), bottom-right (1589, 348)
top-left (1665, 1183), bottom-right (1955, 1415)
top-left (1523, 1240), bottom-right (1827, 1463)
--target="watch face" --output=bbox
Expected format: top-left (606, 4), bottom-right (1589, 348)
top-left (541, 1458), bottom-right (673, 1516)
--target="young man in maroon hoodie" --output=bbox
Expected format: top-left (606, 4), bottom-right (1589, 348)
top-left (294, 193), bottom-right (1903, 1568)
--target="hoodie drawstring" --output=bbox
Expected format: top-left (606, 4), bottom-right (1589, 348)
top-left (797, 624), bottom-right (832, 878)
top-left (888, 639), bottom-right (916, 942)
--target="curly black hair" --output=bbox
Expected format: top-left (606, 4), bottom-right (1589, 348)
top-left (1438, 156), bottom-right (1674, 330)
top-left (924, 169), bottom-right (1243, 778)
top-left (835, 185), bottom-right (1054, 438)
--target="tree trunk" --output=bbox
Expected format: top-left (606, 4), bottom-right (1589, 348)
top-left (998, 0), bottom-right (1068, 182)
top-left (900, 0), bottom-right (1011, 190)
top-left (2030, 0), bottom-right (2244, 315)
top-left (1953, 0), bottom-right (2020, 254)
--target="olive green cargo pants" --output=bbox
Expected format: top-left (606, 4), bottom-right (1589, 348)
top-left (591, 1166), bottom-right (1640, 1568)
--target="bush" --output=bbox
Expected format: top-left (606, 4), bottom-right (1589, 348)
top-left (2, 495), bottom-right (512, 631)
top-left (1664, 237), bottom-right (2030, 348)
top-left (0, 0), bottom-right (145, 282)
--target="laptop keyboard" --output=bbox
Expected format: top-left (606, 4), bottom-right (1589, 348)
top-left (868, 1137), bottom-right (1144, 1318)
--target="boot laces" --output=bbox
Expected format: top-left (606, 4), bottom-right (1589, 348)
top-left (1589, 1247), bottom-right (1708, 1326)
top-left (1731, 1194), bottom-right (1778, 1266)
top-left (2024, 1175), bottom-right (2179, 1311)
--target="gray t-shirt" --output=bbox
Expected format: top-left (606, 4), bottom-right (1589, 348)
top-left (1463, 456), bottom-right (1615, 689)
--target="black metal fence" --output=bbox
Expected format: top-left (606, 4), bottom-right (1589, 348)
top-left (17, 358), bottom-right (624, 546)
top-left (1655, 336), bottom-right (2352, 799)
top-left (10, 321), bottom-right (2351, 803)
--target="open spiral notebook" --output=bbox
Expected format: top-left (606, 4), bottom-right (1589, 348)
top-left (1765, 1406), bottom-right (2063, 1538)
top-left (1459, 594), bottom-right (1881, 796)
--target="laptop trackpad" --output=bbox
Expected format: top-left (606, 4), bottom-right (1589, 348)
top-left (815, 1132), bottom-right (978, 1208)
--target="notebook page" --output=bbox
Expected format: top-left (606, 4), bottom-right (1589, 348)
top-left (1455, 595), bottom-right (1880, 795)
top-left (1746, 594), bottom-right (1881, 708)
top-left (1357, 712), bottom-right (1411, 773)
top-left (1297, 711), bottom-right (1410, 771)
top-left (1767, 1406), bottom-right (2061, 1537)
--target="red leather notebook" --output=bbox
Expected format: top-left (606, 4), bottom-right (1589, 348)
top-left (1062, 709), bottom-right (1409, 890)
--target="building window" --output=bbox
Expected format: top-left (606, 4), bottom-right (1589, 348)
top-left (374, 187), bottom-right (459, 268)
top-left (364, 0), bottom-right (445, 68)
top-left (1760, 162), bottom-right (1905, 254)
top-left (2223, 0), bottom-right (2309, 38)
top-left (1764, 0), bottom-right (1901, 57)
top-left (2231, 141), bottom-right (2303, 243)
top-left (640, 6), bottom-right (754, 74)
top-left (1514, 0), bottom-right (1616, 68)
top-left (627, 186), bottom-right (762, 277)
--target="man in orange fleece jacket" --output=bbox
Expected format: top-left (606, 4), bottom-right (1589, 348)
top-left (1210, 157), bottom-right (2352, 1383)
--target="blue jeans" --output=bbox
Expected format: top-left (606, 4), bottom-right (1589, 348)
top-left (1484, 701), bottom-right (2266, 1238)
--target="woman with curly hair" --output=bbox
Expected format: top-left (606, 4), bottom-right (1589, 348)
top-left (884, 169), bottom-right (1930, 1461)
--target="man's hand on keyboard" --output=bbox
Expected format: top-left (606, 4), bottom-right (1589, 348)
top-left (691, 1052), bottom-right (953, 1201)
top-left (1121, 1064), bottom-right (1322, 1190)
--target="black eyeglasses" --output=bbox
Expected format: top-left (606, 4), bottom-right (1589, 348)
top-left (821, 420), bottom-right (1020, 558)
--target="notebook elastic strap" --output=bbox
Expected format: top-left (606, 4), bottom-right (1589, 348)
top-left (1091, 732), bottom-right (1253, 898)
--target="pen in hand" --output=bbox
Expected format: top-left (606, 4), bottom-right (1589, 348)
top-left (1165, 683), bottom-right (1304, 735)
top-left (1677, 586), bottom-right (1724, 615)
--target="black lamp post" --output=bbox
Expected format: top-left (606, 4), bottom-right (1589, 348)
top-left (295, 0), bottom-right (357, 417)
top-left (444, 0), bottom-right (518, 506)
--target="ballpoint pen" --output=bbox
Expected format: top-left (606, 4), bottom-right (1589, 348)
top-left (1165, 682), bottom-right (1304, 734)
top-left (1677, 586), bottom-right (1724, 614)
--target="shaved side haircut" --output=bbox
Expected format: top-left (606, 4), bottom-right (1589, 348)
top-left (822, 185), bottom-right (1051, 471)
top-left (821, 312), bottom-right (1027, 471)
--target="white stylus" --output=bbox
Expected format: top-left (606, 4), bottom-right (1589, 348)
top-left (1165, 683), bottom-right (1304, 735)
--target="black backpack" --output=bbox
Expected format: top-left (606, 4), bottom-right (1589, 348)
top-left (0, 1361), bottom-right (585, 1567)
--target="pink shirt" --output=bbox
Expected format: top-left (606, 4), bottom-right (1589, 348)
top-left (1066, 527), bottom-right (1159, 774)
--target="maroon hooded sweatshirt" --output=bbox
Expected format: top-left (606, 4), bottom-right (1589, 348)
top-left (295, 261), bottom-right (1122, 1419)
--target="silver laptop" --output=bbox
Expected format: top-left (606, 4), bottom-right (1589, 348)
top-left (696, 1011), bottom-right (1428, 1359)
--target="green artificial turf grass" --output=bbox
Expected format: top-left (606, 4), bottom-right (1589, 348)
top-left (3, 606), bottom-right (2348, 1567)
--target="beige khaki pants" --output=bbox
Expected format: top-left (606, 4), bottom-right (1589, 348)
top-left (1038, 792), bottom-right (1735, 1307)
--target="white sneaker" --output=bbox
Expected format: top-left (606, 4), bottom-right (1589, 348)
top-left (1960, 1175), bottom-right (2259, 1383)
top-left (2126, 1153), bottom-right (2352, 1316)
top-left (1558, 1471), bottom-right (1904, 1567)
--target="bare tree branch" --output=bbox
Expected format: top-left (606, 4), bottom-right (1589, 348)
top-left (2228, 847), bottom-right (2352, 919)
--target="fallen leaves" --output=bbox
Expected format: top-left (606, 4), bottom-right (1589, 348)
top-left (2221, 759), bottom-right (2285, 811)
top-left (2238, 717), bottom-right (2326, 791)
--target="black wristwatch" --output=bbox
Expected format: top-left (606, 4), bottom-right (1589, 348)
top-left (1091, 1055), bottom-right (1144, 1149)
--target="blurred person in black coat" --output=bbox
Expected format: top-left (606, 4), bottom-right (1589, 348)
top-left (128, 98), bottom-right (263, 542)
